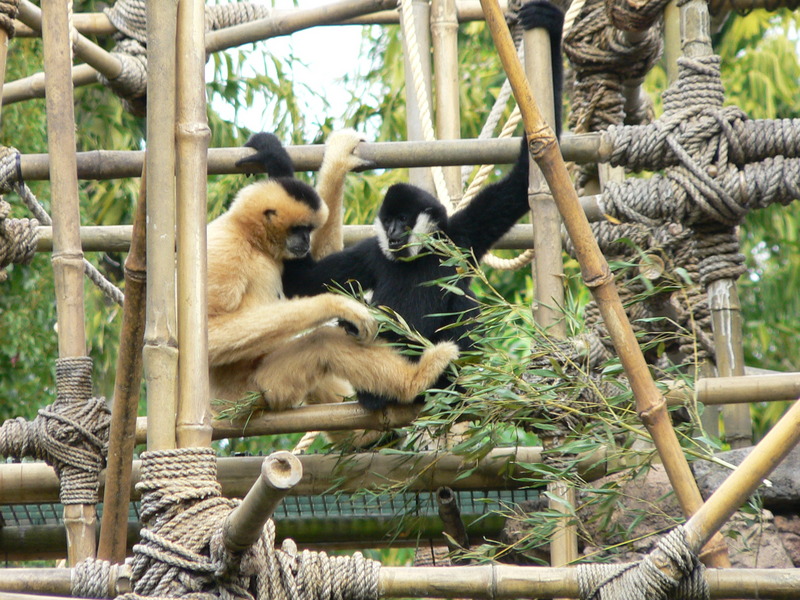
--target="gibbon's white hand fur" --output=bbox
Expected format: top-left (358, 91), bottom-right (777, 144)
top-left (207, 130), bottom-right (459, 411)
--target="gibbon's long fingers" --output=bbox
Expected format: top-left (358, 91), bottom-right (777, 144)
top-left (313, 128), bottom-right (368, 260)
top-left (207, 293), bottom-right (375, 365)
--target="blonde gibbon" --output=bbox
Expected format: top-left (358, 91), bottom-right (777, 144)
top-left (207, 130), bottom-right (459, 412)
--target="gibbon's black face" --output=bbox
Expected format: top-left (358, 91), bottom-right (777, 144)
top-left (285, 224), bottom-right (314, 258)
top-left (376, 184), bottom-right (447, 261)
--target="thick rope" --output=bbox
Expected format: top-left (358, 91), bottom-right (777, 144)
top-left (0, 197), bottom-right (38, 281)
top-left (0, 146), bottom-right (124, 305)
top-left (72, 557), bottom-right (114, 599)
top-left (577, 526), bottom-right (708, 600)
top-left (123, 448), bottom-right (381, 600)
top-left (0, 0), bottom-right (19, 38)
top-left (0, 357), bottom-right (110, 504)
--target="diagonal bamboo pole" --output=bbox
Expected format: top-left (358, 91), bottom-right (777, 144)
top-left (40, 0), bottom-right (96, 565)
top-left (0, 1), bottom-right (18, 130)
top-left (478, 0), bottom-right (731, 568)
top-left (96, 168), bottom-right (147, 564)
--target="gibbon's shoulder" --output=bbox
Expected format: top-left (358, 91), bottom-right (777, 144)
top-left (228, 179), bottom-right (329, 231)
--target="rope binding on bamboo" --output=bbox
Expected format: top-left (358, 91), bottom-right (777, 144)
top-left (577, 525), bottom-right (709, 600)
top-left (0, 357), bottom-right (110, 505)
top-left (121, 447), bottom-right (381, 600)
top-left (0, 145), bottom-right (125, 304)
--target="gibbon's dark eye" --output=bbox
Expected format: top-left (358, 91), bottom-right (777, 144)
top-left (264, 208), bottom-right (277, 219)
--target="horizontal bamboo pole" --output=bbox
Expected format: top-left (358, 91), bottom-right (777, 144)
top-left (205, 0), bottom-right (398, 55)
top-left (222, 452), bottom-right (303, 554)
top-left (2, 63), bottom-right (98, 106)
top-left (11, 2), bottom-right (509, 38)
top-left (37, 219), bottom-right (607, 254)
top-left (666, 372), bottom-right (800, 406)
top-left (16, 135), bottom-right (605, 180)
top-left (0, 512), bottom-right (507, 560)
top-left (0, 564), bottom-right (130, 597)
top-left (0, 447), bottom-right (546, 505)
top-left (4, 564), bottom-right (800, 599)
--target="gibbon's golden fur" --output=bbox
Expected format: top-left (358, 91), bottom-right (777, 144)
top-left (207, 130), bottom-right (459, 411)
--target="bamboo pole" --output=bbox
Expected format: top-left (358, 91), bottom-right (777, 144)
top-left (40, 0), bottom-right (96, 566)
top-left (478, 0), bottom-right (731, 569)
top-left (175, 0), bottom-right (212, 449)
top-left (144, 0), bottom-right (179, 452)
top-left (0, 565), bottom-right (130, 597)
top-left (205, 0), bottom-right (397, 54)
top-left (96, 170), bottom-right (147, 564)
top-left (16, 136), bottom-right (607, 181)
top-left (5, 564), bottom-right (800, 599)
top-left (678, 0), bottom-right (752, 449)
top-left (432, 0), bottom-right (462, 201)
top-left (400, 0), bottom-right (435, 192)
top-left (222, 452), bottom-right (303, 554)
top-left (523, 16), bottom-right (576, 579)
top-left (0, 447), bottom-right (548, 504)
top-left (0, 1), bottom-right (18, 129)
top-left (1, 64), bottom-right (97, 106)
top-left (436, 486), bottom-right (470, 561)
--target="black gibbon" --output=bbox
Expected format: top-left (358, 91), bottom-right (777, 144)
top-left (207, 130), bottom-right (460, 412)
top-left (260, 1), bottom-right (564, 410)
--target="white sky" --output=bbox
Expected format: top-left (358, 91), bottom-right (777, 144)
top-left (208, 1), bottom-right (368, 134)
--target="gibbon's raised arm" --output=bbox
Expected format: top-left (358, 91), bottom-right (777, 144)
top-left (449, 0), bottom-right (564, 262)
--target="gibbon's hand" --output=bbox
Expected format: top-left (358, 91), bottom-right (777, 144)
top-left (323, 128), bottom-right (371, 173)
top-left (236, 132), bottom-right (295, 178)
top-left (328, 295), bottom-right (378, 342)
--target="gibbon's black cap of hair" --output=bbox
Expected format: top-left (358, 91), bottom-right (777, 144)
top-left (276, 177), bottom-right (324, 213)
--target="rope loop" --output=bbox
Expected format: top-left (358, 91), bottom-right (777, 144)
top-left (72, 557), bottom-right (113, 599)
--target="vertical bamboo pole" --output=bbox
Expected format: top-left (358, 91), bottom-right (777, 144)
top-left (479, 0), bottom-right (731, 569)
top-left (144, 0), bottom-right (179, 452)
top-left (40, 0), bottom-right (95, 564)
top-left (431, 0), bottom-right (461, 201)
top-left (175, 0), bottom-right (212, 449)
top-left (0, 3), bottom-right (19, 129)
top-left (663, 0), bottom-right (720, 439)
top-left (523, 19), bottom-right (576, 579)
top-left (680, 0), bottom-right (751, 449)
top-left (97, 170), bottom-right (147, 564)
top-left (400, 0), bottom-right (435, 192)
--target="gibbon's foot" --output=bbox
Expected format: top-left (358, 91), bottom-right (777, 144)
top-left (323, 128), bottom-right (369, 172)
top-left (236, 132), bottom-right (295, 178)
top-left (356, 341), bottom-right (460, 410)
top-left (400, 341), bottom-right (460, 404)
top-left (328, 295), bottom-right (378, 342)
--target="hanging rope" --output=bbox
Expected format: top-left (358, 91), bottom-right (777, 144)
top-left (0, 197), bottom-right (38, 281)
top-left (398, 0), bottom-right (452, 207)
top-left (120, 447), bottom-right (381, 600)
top-left (0, 145), bottom-right (124, 305)
top-left (0, 357), bottom-right (110, 505)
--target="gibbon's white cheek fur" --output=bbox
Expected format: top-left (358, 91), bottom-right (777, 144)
top-left (375, 212), bottom-right (436, 261)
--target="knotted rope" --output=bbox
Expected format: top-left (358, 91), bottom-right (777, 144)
top-left (0, 357), bottom-right (110, 505)
top-left (0, 196), bottom-right (38, 281)
top-left (0, 145), bottom-right (124, 304)
top-left (577, 526), bottom-right (708, 600)
top-left (0, 0), bottom-right (19, 38)
top-left (123, 447), bottom-right (381, 600)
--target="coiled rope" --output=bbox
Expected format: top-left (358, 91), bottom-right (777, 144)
top-left (120, 447), bottom-right (381, 600)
